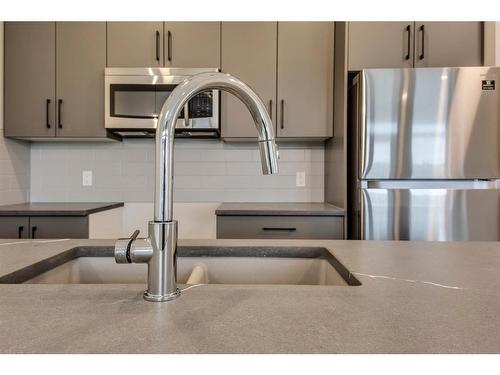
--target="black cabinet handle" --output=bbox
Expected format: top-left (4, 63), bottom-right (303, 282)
top-left (155, 30), bottom-right (160, 62)
top-left (262, 227), bottom-right (297, 232)
top-left (167, 30), bottom-right (172, 62)
top-left (419, 25), bottom-right (425, 60)
top-left (31, 226), bottom-right (37, 239)
top-left (46, 99), bottom-right (51, 128)
top-left (57, 99), bottom-right (63, 128)
top-left (405, 25), bottom-right (411, 60)
top-left (268, 99), bottom-right (273, 119)
top-left (280, 99), bottom-right (284, 129)
top-left (18, 226), bottom-right (24, 239)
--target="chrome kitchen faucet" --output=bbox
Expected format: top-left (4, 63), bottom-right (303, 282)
top-left (115, 72), bottom-right (279, 302)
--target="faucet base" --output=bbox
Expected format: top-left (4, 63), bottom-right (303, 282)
top-left (143, 288), bottom-right (181, 302)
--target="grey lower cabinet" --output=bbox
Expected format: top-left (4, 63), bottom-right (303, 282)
top-left (164, 22), bottom-right (221, 68)
top-left (217, 216), bottom-right (344, 240)
top-left (4, 22), bottom-right (109, 140)
top-left (107, 22), bottom-right (164, 67)
top-left (0, 217), bottom-right (30, 239)
top-left (29, 217), bottom-right (88, 239)
top-left (0, 216), bottom-right (88, 239)
top-left (221, 22), bottom-right (334, 141)
top-left (348, 21), bottom-right (483, 70)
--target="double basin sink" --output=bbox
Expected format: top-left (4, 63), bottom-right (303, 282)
top-left (0, 246), bottom-right (360, 287)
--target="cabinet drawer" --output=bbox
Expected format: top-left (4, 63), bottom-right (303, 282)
top-left (29, 216), bottom-right (88, 239)
top-left (216, 215), bottom-right (344, 240)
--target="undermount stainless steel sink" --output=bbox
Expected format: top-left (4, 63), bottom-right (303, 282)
top-left (1, 246), bottom-right (361, 287)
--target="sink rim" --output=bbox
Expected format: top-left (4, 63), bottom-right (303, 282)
top-left (0, 246), bottom-right (361, 286)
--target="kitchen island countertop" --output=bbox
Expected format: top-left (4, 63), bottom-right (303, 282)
top-left (0, 238), bottom-right (499, 353)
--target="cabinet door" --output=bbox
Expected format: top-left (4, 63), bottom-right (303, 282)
top-left (221, 22), bottom-right (277, 138)
top-left (107, 22), bottom-right (163, 67)
top-left (348, 22), bottom-right (414, 70)
top-left (4, 22), bottom-right (56, 137)
top-left (0, 217), bottom-right (30, 239)
top-left (29, 217), bottom-right (88, 239)
top-left (277, 22), bottom-right (334, 138)
top-left (56, 22), bottom-right (107, 137)
top-left (164, 22), bottom-right (220, 68)
top-left (414, 22), bottom-right (483, 67)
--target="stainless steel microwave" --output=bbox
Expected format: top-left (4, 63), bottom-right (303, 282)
top-left (104, 67), bottom-right (220, 138)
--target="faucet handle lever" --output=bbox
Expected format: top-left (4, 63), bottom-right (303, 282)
top-left (115, 229), bottom-right (140, 264)
top-left (129, 229), bottom-right (140, 241)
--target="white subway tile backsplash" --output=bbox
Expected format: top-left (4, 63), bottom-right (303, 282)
top-left (0, 136), bottom-right (30, 205)
top-left (122, 162), bottom-right (153, 176)
top-left (30, 139), bottom-right (324, 203)
top-left (122, 188), bottom-right (153, 202)
top-left (176, 161), bottom-right (227, 176)
top-left (276, 149), bottom-right (306, 162)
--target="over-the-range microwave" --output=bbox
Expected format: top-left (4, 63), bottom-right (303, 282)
top-left (104, 67), bottom-right (220, 138)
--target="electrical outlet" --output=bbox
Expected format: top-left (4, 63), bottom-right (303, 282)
top-left (82, 170), bottom-right (93, 187)
top-left (296, 171), bottom-right (306, 187)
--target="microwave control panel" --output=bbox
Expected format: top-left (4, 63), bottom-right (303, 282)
top-left (188, 92), bottom-right (213, 118)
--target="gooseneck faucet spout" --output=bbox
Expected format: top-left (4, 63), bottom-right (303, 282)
top-left (115, 72), bottom-right (279, 302)
top-left (154, 72), bottom-right (279, 222)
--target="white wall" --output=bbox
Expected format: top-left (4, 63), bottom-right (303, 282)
top-left (0, 22), bottom-right (31, 205)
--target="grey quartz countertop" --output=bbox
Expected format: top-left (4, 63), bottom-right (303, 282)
top-left (215, 202), bottom-right (345, 216)
top-left (0, 238), bottom-right (500, 353)
top-left (0, 202), bottom-right (124, 216)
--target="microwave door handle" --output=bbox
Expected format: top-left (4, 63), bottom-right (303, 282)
top-left (184, 102), bottom-right (189, 127)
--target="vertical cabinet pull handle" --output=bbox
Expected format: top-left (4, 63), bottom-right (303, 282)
top-left (18, 226), bottom-right (24, 239)
top-left (405, 25), bottom-right (411, 60)
top-left (46, 99), bottom-right (51, 128)
top-left (155, 30), bottom-right (160, 62)
top-left (167, 30), bottom-right (172, 62)
top-left (280, 99), bottom-right (285, 129)
top-left (31, 226), bottom-right (37, 239)
top-left (57, 99), bottom-right (63, 128)
top-left (268, 99), bottom-right (273, 119)
top-left (419, 25), bottom-right (425, 60)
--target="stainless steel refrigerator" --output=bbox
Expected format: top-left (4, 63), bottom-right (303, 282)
top-left (347, 67), bottom-right (500, 241)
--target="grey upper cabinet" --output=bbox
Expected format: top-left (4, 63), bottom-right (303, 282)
top-left (414, 22), bottom-right (483, 67)
top-left (277, 22), bottom-right (334, 139)
top-left (56, 22), bottom-right (107, 137)
top-left (164, 22), bottom-right (221, 68)
top-left (107, 22), bottom-right (163, 67)
top-left (348, 22), bottom-right (414, 70)
top-left (4, 22), bottom-right (56, 137)
top-left (4, 22), bottom-right (109, 140)
top-left (221, 22), bottom-right (277, 138)
top-left (348, 22), bottom-right (483, 70)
